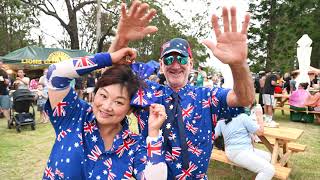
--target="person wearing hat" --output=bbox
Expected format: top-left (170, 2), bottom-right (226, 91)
top-left (109, 1), bottom-right (255, 178)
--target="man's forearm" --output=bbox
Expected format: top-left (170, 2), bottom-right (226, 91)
top-left (108, 36), bottom-right (129, 53)
top-left (230, 63), bottom-right (255, 106)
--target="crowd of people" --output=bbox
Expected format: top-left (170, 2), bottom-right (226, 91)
top-left (255, 70), bottom-right (320, 123)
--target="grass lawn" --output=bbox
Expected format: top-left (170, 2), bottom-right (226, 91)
top-left (0, 109), bottom-right (319, 179)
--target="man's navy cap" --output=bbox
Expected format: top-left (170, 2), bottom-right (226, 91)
top-left (160, 38), bottom-right (193, 58)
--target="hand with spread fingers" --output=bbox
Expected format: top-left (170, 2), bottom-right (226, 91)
top-left (113, 0), bottom-right (158, 48)
top-left (148, 104), bottom-right (167, 137)
top-left (203, 6), bottom-right (250, 66)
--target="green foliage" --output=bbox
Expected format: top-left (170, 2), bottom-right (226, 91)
top-left (0, 0), bottom-right (38, 55)
top-left (248, 0), bottom-right (320, 73)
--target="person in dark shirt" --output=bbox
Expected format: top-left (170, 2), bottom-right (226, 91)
top-left (0, 61), bottom-right (10, 119)
top-left (262, 72), bottom-right (280, 122)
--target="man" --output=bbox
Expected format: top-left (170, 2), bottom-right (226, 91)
top-left (109, 1), bottom-right (255, 178)
top-left (0, 61), bottom-right (10, 120)
top-left (262, 72), bottom-right (280, 122)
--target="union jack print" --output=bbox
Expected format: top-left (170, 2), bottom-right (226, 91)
top-left (171, 146), bottom-right (181, 159)
top-left (147, 141), bottom-right (162, 157)
top-left (182, 104), bottom-right (194, 119)
top-left (103, 158), bottom-right (112, 170)
top-left (45, 166), bottom-right (54, 180)
top-left (132, 88), bottom-right (148, 106)
top-left (165, 151), bottom-right (174, 162)
top-left (176, 162), bottom-right (198, 180)
top-left (154, 90), bottom-right (163, 97)
top-left (122, 130), bottom-right (131, 139)
top-left (212, 114), bottom-right (217, 126)
top-left (186, 121), bottom-right (198, 135)
top-left (211, 88), bottom-right (219, 107)
top-left (55, 168), bottom-right (64, 179)
top-left (187, 91), bottom-right (196, 100)
top-left (196, 173), bottom-right (206, 179)
top-left (140, 156), bottom-right (147, 164)
top-left (115, 139), bottom-right (136, 157)
top-left (53, 101), bottom-right (67, 117)
top-left (108, 171), bottom-right (116, 180)
top-left (87, 145), bottom-right (102, 161)
top-left (57, 128), bottom-right (71, 141)
top-left (134, 112), bottom-right (145, 131)
top-left (75, 56), bottom-right (96, 68)
top-left (202, 98), bottom-right (211, 108)
top-left (188, 144), bottom-right (203, 157)
top-left (123, 166), bottom-right (133, 179)
top-left (84, 121), bottom-right (96, 134)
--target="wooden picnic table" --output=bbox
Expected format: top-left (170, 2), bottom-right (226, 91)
top-left (259, 126), bottom-right (304, 167)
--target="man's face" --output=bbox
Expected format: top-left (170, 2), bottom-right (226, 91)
top-left (160, 52), bottom-right (193, 91)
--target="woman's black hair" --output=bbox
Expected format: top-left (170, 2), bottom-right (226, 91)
top-left (94, 65), bottom-right (146, 112)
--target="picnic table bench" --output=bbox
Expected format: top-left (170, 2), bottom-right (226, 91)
top-left (210, 149), bottom-right (292, 180)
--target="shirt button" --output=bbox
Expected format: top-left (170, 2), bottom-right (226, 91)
top-left (98, 156), bottom-right (103, 160)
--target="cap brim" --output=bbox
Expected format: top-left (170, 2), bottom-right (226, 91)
top-left (160, 49), bottom-right (189, 58)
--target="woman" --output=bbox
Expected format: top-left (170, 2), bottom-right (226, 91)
top-left (13, 69), bottom-right (30, 89)
top-left (43, 48), bottom-right (167, 179)
top-left (215, 109), bottom-right (275, 180)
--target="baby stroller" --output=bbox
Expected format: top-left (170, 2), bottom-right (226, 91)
top-left (7, 89), bottom-right (36, 133)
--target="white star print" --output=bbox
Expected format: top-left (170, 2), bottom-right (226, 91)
top-left (74, 142), bottom-right (79, 148)
top-left (91, 135), bottom-right (98, 142)
top-left (151, 86), bottom-right (156, 90)
top-left (66, 158), bottom-right (70, 163)
top-left (169, 105), bottom-right (173, 110)
top-left (128, 150), bottom-right (134, 156)
top-left (147, 92), bottom-right (152, 98)
top-left (103, 170), bottom-right (107, 175)
top-left (176, 163), bottom-right (182, 169)
top-left (134, 168), bottom-right (138, 175)
top-left (68, 147), bottom-right (72, 151)
top-left (166, 123), bottom-right (171, 129)
top-left (96, 175), bottom-right (101, 180)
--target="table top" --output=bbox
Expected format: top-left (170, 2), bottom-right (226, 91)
top-left (263, 126), bottom-right (304, 141)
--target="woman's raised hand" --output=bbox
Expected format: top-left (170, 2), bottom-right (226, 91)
top-left (148, 104), bottom-right (167, 137)
top-left (110, 47), bottom-right (137, 65)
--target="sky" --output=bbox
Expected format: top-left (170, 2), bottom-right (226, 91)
top-left (31, 0), bottom-right (250, 87)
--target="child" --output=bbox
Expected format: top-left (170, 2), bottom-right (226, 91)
top-left (36, 84), bottom-right (48, 123)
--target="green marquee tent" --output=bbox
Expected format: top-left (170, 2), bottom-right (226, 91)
top-left (0, 46), bottom-right (91, 70)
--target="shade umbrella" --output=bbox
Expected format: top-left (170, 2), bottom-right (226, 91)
top-left (296, 34), bottom-right (312, 87)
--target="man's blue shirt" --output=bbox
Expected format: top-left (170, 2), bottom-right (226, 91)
top-left (133, 64), bottom-right (244, 179)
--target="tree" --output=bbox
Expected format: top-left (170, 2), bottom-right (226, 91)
top-left (248, 0), bottom-right (320, 73)
top-left (21, 0), bottom-right (96, 50)
top-left (0, 0), bottom-right (38, 55)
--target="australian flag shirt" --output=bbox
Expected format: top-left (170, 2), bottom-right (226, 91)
top-left (132, 63), bottom-right (244, 179)
top-left (43, 88), bottom-right (164, 180)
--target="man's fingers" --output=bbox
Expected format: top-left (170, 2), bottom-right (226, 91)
top-left (230, 6), bottom-right (237, 32)
top-left (222, 7), bottom-right (230, 32)
top-left (120, 3), bottom-right (127, 19)
top-left (241, 13), bottom-right (250, 34)
top-left (128, 0), bottom-right (141, 17)
top-left (141, 9), bottom-right (157, 25)
top-left (135, 3), bottom-right (149, 18)
top-left (211, 15), bottom-right (221, 38)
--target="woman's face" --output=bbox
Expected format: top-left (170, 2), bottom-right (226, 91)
top-left (92, 84), bottom-right (131, 127)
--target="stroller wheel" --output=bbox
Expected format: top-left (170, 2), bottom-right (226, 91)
top-left (16, 125), bottom-right (21, 133)
top-left (31, 123), bottom-right (36, 130)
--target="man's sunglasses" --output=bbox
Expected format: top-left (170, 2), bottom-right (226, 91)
top-left (163, 55), bottom-right (188, 66)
